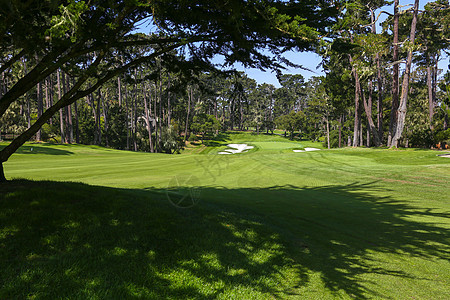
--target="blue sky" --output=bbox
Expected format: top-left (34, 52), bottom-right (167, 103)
top-left (230, 0), bottom-right (449, 87)
top-left (136, 0), bottom-right (449, 87)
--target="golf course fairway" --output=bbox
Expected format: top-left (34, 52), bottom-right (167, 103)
top-left (1, 132), bottom-right (449, 299)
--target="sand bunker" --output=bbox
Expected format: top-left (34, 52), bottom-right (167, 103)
top-left (293, 147), bottom-right (321, 153)
top-left (218, 144), bottom-right (254, 154)
top-left (437, 153), bottom-right (450, 158)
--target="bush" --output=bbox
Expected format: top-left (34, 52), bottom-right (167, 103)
top-left (408, 128), bottom-right (434, 148)
top-left (435, 129), bottom-right (450, 143)
top-left (188, 134), bottom-right (197, 142)
top-left (40, 123), bottom-right (59, 142)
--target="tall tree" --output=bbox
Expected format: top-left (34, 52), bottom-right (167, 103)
top-left (390, 0), bottom-right (420, 148)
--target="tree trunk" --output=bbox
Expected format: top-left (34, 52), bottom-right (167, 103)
top-left (144, 83), bottom-right (154, 153)
top-left (350, 54), bottom-right (381, 147)
top-left (74, 100), bottom-right (79, 143)
top-left (338, 116), bottom-right (342, 148)
top-left (359, 115), bottom-right (363, 146)
top-left (377, 57), bottom-right (383, 143)
top-left (117, 76), bottom-right (122, 107)
top-left (0, 162), bottom-right (6, 182)
top-left (48, 76), bottom-right (54, 125)
top-left (95, 90), bottom-right (102, 145)
top-left (388, 0), bottom-right (400, 147)
top-left (36, 81), bottom-right (43, 141)
top-left (153, 83), bottom-right (158, 152)
top-left (184, 86), bottom-right (192, 143)
top-left (326, 115), bottom-right (330, 149)
top-left (124, 84), bottom-right (129, 150)
top-left (390, 0), bottom-right (419, 148)
top-left (57, 70), bottom-right (65, 143)
top-left (102, 90), bottom-right (109, 147)
top-left (68, 104), bottom-right (73, 143)
top-left (133, 76), bottom-right (138, 152)
top-left (158, 72), bottom-right (162, 149)
top-left (371, 8), bottom-right (384, 144)
top-left (352, 68), bottom-right (361, 147)
top-left (62, 73), bottom-right (70, 143)
top-left (167, 73), bottom-right (171, 127)
top-left (427, 65), bottom-right (434, 130)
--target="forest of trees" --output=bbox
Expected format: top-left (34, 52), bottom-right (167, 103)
top-left (1, 0), bottom-right (450, 180)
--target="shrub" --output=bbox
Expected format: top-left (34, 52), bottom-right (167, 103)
top-left (188, 134), bottom-right (197, 142)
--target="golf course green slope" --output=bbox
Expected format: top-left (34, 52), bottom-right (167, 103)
top-left (1, 132), bottom-right (449, 299)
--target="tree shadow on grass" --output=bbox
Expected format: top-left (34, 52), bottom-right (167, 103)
top-left (0, 144), bottom-right (74, 155)
top-left (0, 180), bottom-right (449, 299)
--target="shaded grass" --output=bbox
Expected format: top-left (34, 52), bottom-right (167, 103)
top-left (1, 181), bottom-right (300, 299)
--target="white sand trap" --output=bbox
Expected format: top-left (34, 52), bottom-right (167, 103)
top-left (218, 144), bottom-right (254, 154)
top-left (293, 147), bottom-right (321, 153)
top-left (437, 153), bottom-right (450, 158)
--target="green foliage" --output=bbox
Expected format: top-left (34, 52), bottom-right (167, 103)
top-left (46, 0), bottom-right (89, 42)
top-left (107, 105), bottom-right (127, 150)
top-left (188, 134), bottom-right (197, 142)
top-left (159, 125), bottom-right (184, 154)
top-left (191, 114), bottom-right (220, 142)
top-left (435, 128), bottom-right (450, 143)
top-left (0, 102), bottom-right (27, 135)
top-left (40, 123), bottom-right (59, 142)
top-left (77, 104), bottom-right (96, 145)
top-left (275, 110), bottom-right (305, 140)
top-left (408, 128), bottom-right (434, 148)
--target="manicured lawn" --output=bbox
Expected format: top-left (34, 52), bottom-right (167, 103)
top-left (1, 133), bottom-right (449, 299)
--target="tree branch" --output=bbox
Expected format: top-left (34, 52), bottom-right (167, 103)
top-left (0, 49), bottom-right (26, 74)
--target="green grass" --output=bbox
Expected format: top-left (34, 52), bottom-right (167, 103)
top-left (1, 133), bottom-right (450, 299)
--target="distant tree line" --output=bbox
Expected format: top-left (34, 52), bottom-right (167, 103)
top-left (1, 0), bottom-right (450, 181)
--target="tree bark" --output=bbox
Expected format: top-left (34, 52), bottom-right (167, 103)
top-left (184, 86), bottom-right (192, 142)
top-left (350, 59), bottom-right (381, 147)
top-left (388, 0), bottom-right (399, 147)
top-left (62, 72), bottom-right (69, 143)
top-left (326, 115), bottom-right (330, 149)
top-left (94, 90), bottom-right (102, 145)
top-left (101, 89), bottom-right (109, 147)
top-left (338, 115), bottom-right (342, 148)
top-left (167, 73), bottom-right (171, 127)
top-left (133, 80), bottom-right (138, 152)
top-left (36, 80), bottom-right (43, 141)
top-left (144, 83), bottom-right (154, 153)
top-left (48, 76), bottom-right (54, 125)
top-left (74, 100), bottom-right (79, 143)
top-left (388, 0), bottom-right (400, 147)
top-left (117, 76), bottom-right (122, 107)
top-left (351, 63), bottom-right (361, 147)
top-left (57, 69), bottom-right (65, 143)
top-left (371, 8), bottom-right (384, 144)
top-left (124, 83), bottom-right (129, 150)
top-left (0, 161), bottom-right (6, 182)
top-left (390, 0), bottom-right (419, 148)
top-left (427, 65), bottom-right (434, 130)
top-left (153, 82), bottom-right (158, 151)
top-left (376, 57), bottom-right (383, 142)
